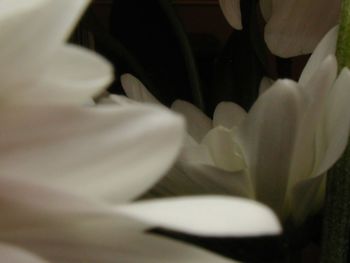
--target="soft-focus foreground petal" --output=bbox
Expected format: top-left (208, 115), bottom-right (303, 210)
top-left (3, 228), bottom-right (237, 263)
top-left (0, 243), bottom-right (49, 263)
top-left (117, 196), bottom-right (281, 237)
top-left (0, 0), bottom-right (90, 91)
top-left (0, 105), bottom-right (184, 202)
top-left (121, 73), bottom-right (160, 104)
top-left (299, 26), bottom-right (338, 86)
top-left (316, 68), bottom-right (350, 175)
top-left (213, 102), bottom-right (247, 128)
top-left (264, 0), bottom-right (340, 57)
top-left (237, 80), bottom-right (303, 214)
top-left (12, 44), bottom-right (113, 105)
top-left (172, 100), bottom-right (212, 142)
top-left (219, 0), bottom-right (242, 29)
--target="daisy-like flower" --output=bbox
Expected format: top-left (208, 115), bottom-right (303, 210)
top-left (0, 0), bottom-right (282, 261)
top-left (219, 0), bottom-right (341, 57)
top-left (121, 26), bottom-right (350, 224)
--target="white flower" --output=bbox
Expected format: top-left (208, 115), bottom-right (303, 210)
top-left (219, 0), bottom-right (341, 58)
top-left (0, 1), bottom-right (282, 261)
top-left (121, 26), bottom-right (350, 224)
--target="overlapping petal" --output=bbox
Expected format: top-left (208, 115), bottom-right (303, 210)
top-left (0, 105), bottom-right (184, 203)
top-left (237, 80), bottom-right (303, 214)
top-left (0, 243), bottom-right (49, 263)
top-left (117, 196), bottom-right (281, 237)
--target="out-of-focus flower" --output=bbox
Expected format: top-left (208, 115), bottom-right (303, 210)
top-left (121, 26), bottom-right (350, 224)
top-left (219, 0), bottom-right (341, 58)
top-left (0, 1), bottom-right (282, 261)
top-left (1, 0), bottom-right (112, 105)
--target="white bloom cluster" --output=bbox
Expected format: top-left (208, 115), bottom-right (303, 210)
top-left (0, 0), bottom-right (281, 262)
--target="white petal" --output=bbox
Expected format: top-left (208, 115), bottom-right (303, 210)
top-left (290, 174), bottom-right (326, 224)
top-left (259, 0), bottom-right (272, 21)
top-left (316, 68), bottom-right (350, 175)
top-left (259, 77), bottom-right (274, 96)
top-left (264, 0), bottom-right (340, 57)
top-left (213, 102), bottom-right (247, 128)
top-left (0, 0), bottom-right (90, 93)
top-left (147, 163), bottom-right (251, 198)
top-left (4, 228), bottom-right (237, 263)
top-left (0, 105), bottom-right (184, 202)
top-left (299, 26), bottom-right (338, 86)
top-left (121, 74), bottom-right (161, 104)
top-left (0, 243), bottom-right (48, 263)
top-left (117, 196), bottom-right (281, 237)
top-left (12, 44), bottom-right (113, 105)
top-left (290, 56), bottom-right (337, 186)
top-left (219, 0), bottom-right (242, 29)
top-left (201, 127), bottom-right (245, 172)
top-left (172, 100), bottom-right (212, 142)
top-left (237, 80), bottom-right (303, 214)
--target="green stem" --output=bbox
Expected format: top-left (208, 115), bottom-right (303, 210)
top-left (321, 0), bottom-right (350, 262)
top-left (336, 0), bottom-right (350, 69)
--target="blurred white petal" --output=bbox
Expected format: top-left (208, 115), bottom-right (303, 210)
top-left (0, 243), bottom-right (48, 263)
top-left (264, 0), bottom-right (340, 57)
top-left (299, 26), bottom-right (338, 86)
top-left (213, 102), bottom-right (247, 128)
top-left (13, 44), bottom-right (113, 105)
top-left (3, 228), bottom-right (237, 263)
top-left (237, 80), bottom-right (302, 214)
top-left (117, 196), bottom-right (281, 237)
top-left (219, 0), bottom-right (242, 29)
top-left (0, 105), bottom-right (184, 202)
top-left (0, 0), bottom-right (90, 92)
top-left (172, 100), bottom-right (212, 142)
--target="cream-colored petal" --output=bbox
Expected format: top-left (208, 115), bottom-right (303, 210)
top-left (202, 127), bottom-right (245, 172)
top-left (11, 44), bottom-right (113, 105)
top-left (172, 100), bottom-right (212, 142)
top-left (3, 228), bottom-right (237, 263)
top-left (316, 68), bottom-right (350, 175)
top-left (290, 56), bottom-right (337, 186)
top-left (147, 162), bottom-right (251, 198)
top-left (117, 196), bottom-right (281, 237)
top-left (0, 105), bottom-right (184, 202)
top-left (121, 74), bottom-right (161, 104)
top-left (213, 102), bottom-right (247, 128)
top-left (0, 0), bottom-right (90, 93)
top-left (299, 26), bottom-right (338, 86)
top-left (0, 243), bottom-right (49, 263)
top-left (237, 80), bottom-right (303, 214)
top-left (264, 0), bottom-right (340, 57)
top-left (219, 0), bottom-right (242, 29)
